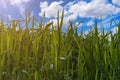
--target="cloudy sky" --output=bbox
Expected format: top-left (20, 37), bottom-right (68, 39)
top-left (0, 0), bottom-right (120, 32)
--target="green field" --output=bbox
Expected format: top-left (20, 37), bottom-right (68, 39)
top-left (0, 11), bottom-right (120, 80)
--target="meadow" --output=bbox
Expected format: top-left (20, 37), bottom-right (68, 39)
top-left (0, 11), bottom-right (120, 80)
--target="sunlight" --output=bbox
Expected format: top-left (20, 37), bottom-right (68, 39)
top-left (0, 0), bottom-right (30, 17)
top-left (0, 0), bottom-right (8, 9)
top-left (0, 0), bottom-right (29, 8)
top-left (10, 0), bottom-right (29, 5)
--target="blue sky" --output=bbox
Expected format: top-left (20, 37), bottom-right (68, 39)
top-left (0, 0), bottom-right (120, 33)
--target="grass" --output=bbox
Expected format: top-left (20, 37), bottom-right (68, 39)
top-left (0, 11), bottom-right (120, 80)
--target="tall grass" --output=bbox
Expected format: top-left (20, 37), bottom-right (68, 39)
top-left (0, 11), bottom-right (120, 80)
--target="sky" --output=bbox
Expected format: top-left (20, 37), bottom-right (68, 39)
top-left (0, 0), bottom-right (120, 32)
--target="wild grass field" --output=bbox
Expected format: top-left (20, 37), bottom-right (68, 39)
top-left (0, 11), bottom-right (120, 80)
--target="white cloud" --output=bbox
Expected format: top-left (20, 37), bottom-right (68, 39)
top-left (10, 0), bottom-right (29, 5)
top-left (39, 1), bottom-right (63, 18)
top-left (39, 1), bottom-right (80, 28)
top-left (68, 0), bottom-right (120, 18)
top-left (39, 0), bottom-right (120, 19)
top-left (112, 0), bottom-right (120, 6)
top-left (39, 0), bottom-right (120, 28)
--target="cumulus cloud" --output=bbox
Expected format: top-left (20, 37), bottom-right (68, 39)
top-left (39, 1), bottom-right (63, 18)
top-left (39, 0), bottom-right (120, 28)
top-left (69, 0), bottom-right (120, 18)
top-left (39, 0), bottom-right (120, 19)
top-left (112, 0), bottom-right (120, 6)
top-left (39, 1), bottom-right (79, 28)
